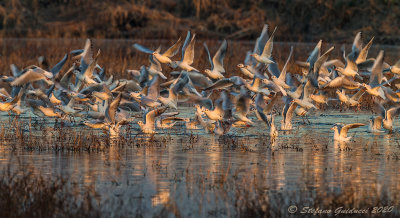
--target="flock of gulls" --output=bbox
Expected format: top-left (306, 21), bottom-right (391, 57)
top-left (2, 24), bottom-right (400, 142)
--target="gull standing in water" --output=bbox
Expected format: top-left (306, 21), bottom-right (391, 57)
top-left (331, 123), bottom-right (365, 141)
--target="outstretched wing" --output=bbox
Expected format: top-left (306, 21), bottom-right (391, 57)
top-left (313, 46), bottom-right (334, 74)
top-left (182, 34), bottom-right (196, 65)
top-left (50, 54), bottom-right (68, 77)
top-left (373, 101), bottom-right (386, 118)
top-left (260, 26), bottom-right (277, 59)
top-left (307, 40), bottom-right (322, 67)
top-left (387, 106), bottom-right (400, 121)
top-left (308, 46), bottom-right (334, 88)
top-left (350, 87), bottom-right (366, 101)
top-left (356, 36), bottom-right (374, 64)
top-left (149, 55), bottom-right (162, 72)
top-left (203, 42), bottom-right (214, 70)
top-left (163, 37), bottom-right (182, 57)
top-left (213, 39), bottom-right (227, 73)
top-left (133, 43), bottom-right (154, 54)
top-left (146, 75), bottom-right (161, 101)
top-left (253, 24), bottom-right (269, 55)
top-left (268, 60), bottom-right (281, 78)
top-left (106, 93), bottom-right (122, 124)
top-left (373, 116), bottom-right (383, 129)
top-left (322, 76), bottom-right (359, 89)
top-left (341, 123), bottom-right (365, 137)
top-left (369, 50), bottom-right (384, 88)
top-left (181, 31), bottom-right (192, 60)
top-left (146, 106), bottom-right (167, 129)
top-left (80, 39), bottom-right (94, 73)
top-left (351, 32), bottom-right (362, 57)
top-left (11, 69), bottom-right (45, 86)
top-left (282, 97), bottom-right (297, 124)
top-left (278, 46), bottom-right (293, 81)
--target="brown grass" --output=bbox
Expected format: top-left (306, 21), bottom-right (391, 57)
top-left (1, 0), bottom-right (400, 44)
top-left (0, 116), bottom-right (107, 152)
top-left (0, 162), bottom-right (101, 218)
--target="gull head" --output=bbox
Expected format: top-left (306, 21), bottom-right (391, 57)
top-left (330, 124), bottom-right (339, 131)
top-left (330, 123), bottom-right (343, 130)
top-left (250, 53), bottom-right (259, 59)
top-left (369, 117), bottom-right (374, 124)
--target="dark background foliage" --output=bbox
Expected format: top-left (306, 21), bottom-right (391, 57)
top-left (0, 0), bottom-right (399, 43)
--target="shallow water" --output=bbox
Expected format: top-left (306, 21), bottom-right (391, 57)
top-left (1, 38), bottom-right (400, 216)
top-left (0, 108), bottom-right (399, 216)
